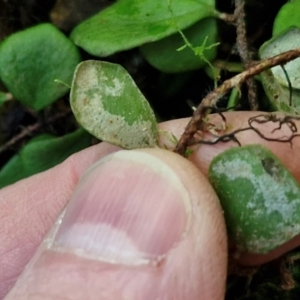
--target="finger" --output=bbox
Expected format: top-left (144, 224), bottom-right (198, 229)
top-left (5, 148), bottom-right (227, 300)
top-left (0, 142), bottom-right (120, 299)
top-left (2, 109), bottom-right (294, 296)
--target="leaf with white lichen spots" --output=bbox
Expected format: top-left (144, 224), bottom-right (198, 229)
top-left (209, 144), bottom-right (300, 254)
top-left (70, 60), bottom-right (158, 149)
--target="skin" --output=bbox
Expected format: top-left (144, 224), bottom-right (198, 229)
top-left (1, 111), bottom-right (300, 299)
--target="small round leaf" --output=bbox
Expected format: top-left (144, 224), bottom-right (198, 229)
top-left (0, 23), bottom-right (81, 111)
top-left (0, 129), bottom-right (91, 188)
top-left (259, 27), bottom-right (300, 114)
top-left (209, 144), bottom-right (300, 254)
top-left (273, 0), bottom-right (300, 36)
top-left (70, 0), bottom-right (217, 57)
top-left (70, 60), bottom-right (158, 149)
top-left (140, 18), bottom-right (218, 73)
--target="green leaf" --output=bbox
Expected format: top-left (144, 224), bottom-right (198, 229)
top-left (273, 0), bottom-right (300, 36)
top-left (0, 129), bottom-right (91, 189)
top-left (209, 144), bottom-right (300, 254)
top-left (70, 0), bottom-right (217, 57)
top-left (0, 23), bottom-right (81, 111)
top-left (140, 18), bottom-right (218, 73)
top-left (259, 27), bottom-right (300, 114)
top-left (70, 60), bottom-right (158, 149)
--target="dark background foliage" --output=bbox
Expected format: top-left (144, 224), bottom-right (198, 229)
top-left (0, 0), bottom-right (288, 165)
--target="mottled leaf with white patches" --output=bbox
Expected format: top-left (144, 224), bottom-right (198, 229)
top-left (70, 60), bottom-right (158, 149)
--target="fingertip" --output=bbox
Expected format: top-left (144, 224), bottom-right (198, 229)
top-left (0, 142), bottom-right (121, 299)
top-left (6, 148), bottom-right (227, 300)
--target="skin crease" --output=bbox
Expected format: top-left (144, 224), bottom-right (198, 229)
top-left (0, 111), bottom-right (300, 299)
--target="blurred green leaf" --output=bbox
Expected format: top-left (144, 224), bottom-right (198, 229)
top-left (259, 27), bottom-right (300, 114)
top-left (70, 0), bottom-right (217, 56)
top-left (0, 129), bottom-right (91, 188)
top-left (70, 60), bottom-right (158, 149)
top-left (273, 0), bottom-right (300, 36)
top-left (140, 18), bottom-right (218, 73)
top-left (0, 23), bottom-right (81, 111)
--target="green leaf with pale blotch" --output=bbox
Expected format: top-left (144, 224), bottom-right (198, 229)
top-left (0, 129), bottom-right (91, 188)
top-left (140, 18), bottom-right (218, 73)
top-left (259, 27), bottom-right (300, 114)
top-left (209, 144), bottom-right (300, 254)
top-left (0, 23), bottom-right (81, 111)
top-left (70, 60), bottom-right (158, 149)
top-left (273, 0), bottom-right (300, 36)
top-left (70, 0), bottom-right (217, 57)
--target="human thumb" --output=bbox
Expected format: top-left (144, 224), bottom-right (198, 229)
top-left (4, 148), bottom-right (227, 300)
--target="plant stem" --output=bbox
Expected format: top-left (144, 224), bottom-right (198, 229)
top-left (234, 0), bottom-right (258, 110)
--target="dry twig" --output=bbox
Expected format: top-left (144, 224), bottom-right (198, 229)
top-left (234, 0), bottom-right (258, 110)
top-left (0, 108), bottom-right (72, 154)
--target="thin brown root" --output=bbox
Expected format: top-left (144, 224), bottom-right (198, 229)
top-left (174, 48), bottom-right (300, 156)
